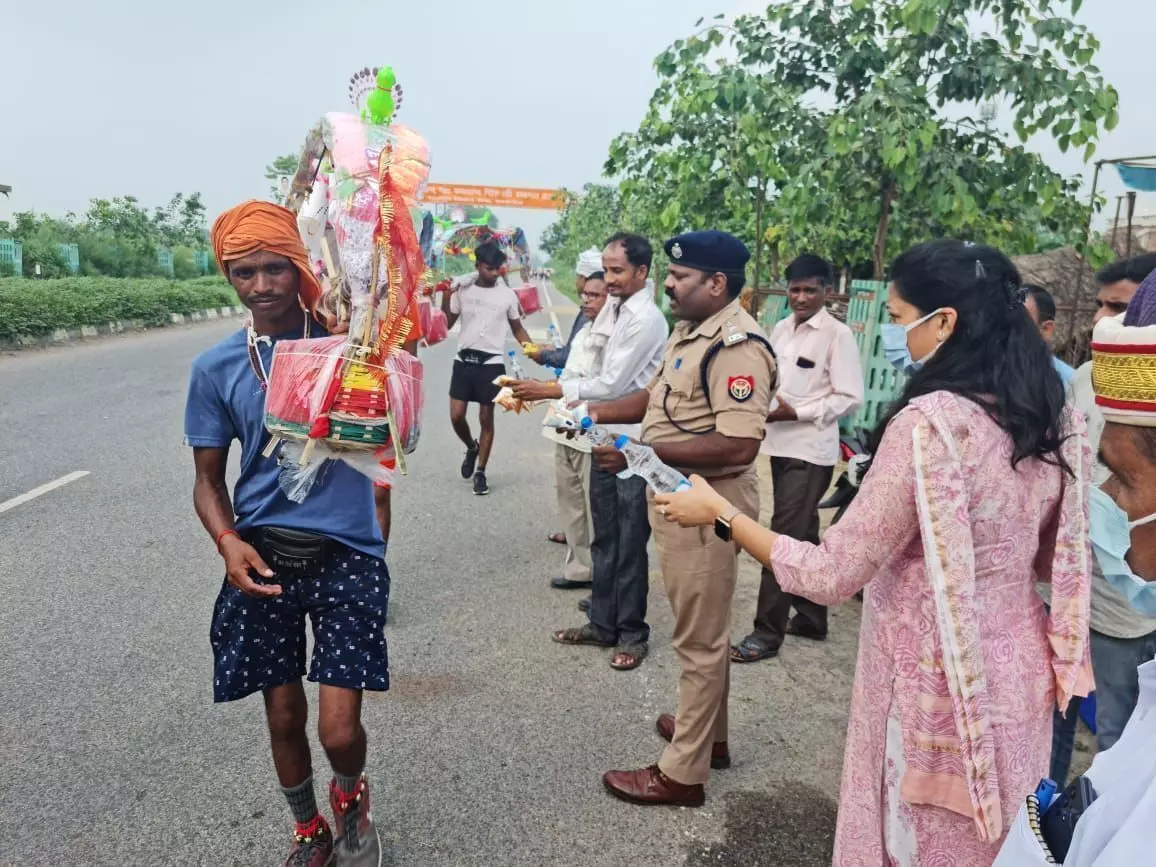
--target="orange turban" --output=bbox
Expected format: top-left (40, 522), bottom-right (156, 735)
top-left (211, 200), bottom-right (322, 313)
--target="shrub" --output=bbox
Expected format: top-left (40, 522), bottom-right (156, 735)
top-left (0, 276), bottom-right (238, 338)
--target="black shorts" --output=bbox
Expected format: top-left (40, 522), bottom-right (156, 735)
top-left (209, 541), bottom-right (390, 703)
top-left (450, 360), bottom-right (505, 405)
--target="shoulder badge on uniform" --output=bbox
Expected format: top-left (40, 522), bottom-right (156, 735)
top-left (723, 322), bottom-right (747, 346)
top-left (727, 375), bottom-right (754, 402)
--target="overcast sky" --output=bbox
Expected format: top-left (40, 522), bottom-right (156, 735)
top-left (1, 0), bottom-right (1152, 254)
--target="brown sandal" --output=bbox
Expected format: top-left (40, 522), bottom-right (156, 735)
top-left (610, 643), bottom-right (649, 671)
top-left (553, 624), bottom-right (615, 647)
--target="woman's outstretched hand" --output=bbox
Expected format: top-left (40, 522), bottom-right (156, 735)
top-left (654, 474), bottom-right (731, 528)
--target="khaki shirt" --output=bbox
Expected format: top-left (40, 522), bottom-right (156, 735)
top-left (642, 299), bottom-right (778, 475)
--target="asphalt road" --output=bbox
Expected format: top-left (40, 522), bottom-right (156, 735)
top-left (0, 301), bottom-right (856, 866)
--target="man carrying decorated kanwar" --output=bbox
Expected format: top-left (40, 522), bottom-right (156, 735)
top-left (184, 200), bottom-right (387, 866)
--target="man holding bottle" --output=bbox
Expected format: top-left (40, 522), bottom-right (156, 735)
top-left (578, 230), bottom-right (778, 807)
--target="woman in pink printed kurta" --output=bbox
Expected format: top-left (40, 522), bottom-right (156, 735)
top-left (770, 391), bottom-right (1089, 865)
top-left (655, 240), bottom-right (1092, 866)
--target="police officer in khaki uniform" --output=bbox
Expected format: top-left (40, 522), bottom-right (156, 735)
top-left (585, 231), bottom-right (777, 807)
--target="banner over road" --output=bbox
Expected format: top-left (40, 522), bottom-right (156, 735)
top-left (422, 184), bottom-right (565, 210)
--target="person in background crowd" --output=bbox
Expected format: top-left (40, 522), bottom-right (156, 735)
top-left (1093, 253), bottom-right (1156, 323)
top-left (186, 201), bottom-right (388, 867)
top-left (528, 248), bottom-right (603, 372)
top-left (656, 240), bottom-right (1092, 864)
top-left (1049, 253), bottom-right (1156, 786)
top-left (442, 240), bottom-right (535, 496)
top-left (731, 253), bottom-right (864, 663)
top-left (1023, 284), bottom-right (1076, 388)
top-left (539, 233), bottom-right (668, 671)
top-left (1002, 269), bottom-right (1156, 866)
top-left (538, 272), bottom-right (609, 592)
top-left (585, 230), bottom-right (777, 807)
top-left (534, 248), bottom-right (605, 550)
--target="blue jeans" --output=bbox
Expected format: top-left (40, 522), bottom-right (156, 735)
top-left (1050, 627), bottom-right (1156, 784)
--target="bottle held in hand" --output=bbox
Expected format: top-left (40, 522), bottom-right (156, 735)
top-left (579, 415), bottom-right (617, 447)
top-left (613, 435), bottom-right (692, 493)
top-left (547, 323), bottom-right (564, 349)
top-left (507, 349), bottom-right (526, 380)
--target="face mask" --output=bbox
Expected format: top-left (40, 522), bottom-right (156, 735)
top-left (880, 308), bottom-right (944, 374)
top-left (1088, 485), bottom-right (1156, 616)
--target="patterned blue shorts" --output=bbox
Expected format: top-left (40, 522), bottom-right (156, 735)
top-left (209, 545), bottom-right (390, 703)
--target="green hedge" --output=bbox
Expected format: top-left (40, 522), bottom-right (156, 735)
top-left (0, 276), bottom-right (238, 338)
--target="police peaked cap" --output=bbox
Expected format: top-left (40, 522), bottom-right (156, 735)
top-left (664, 231), bottom-right (750, 274)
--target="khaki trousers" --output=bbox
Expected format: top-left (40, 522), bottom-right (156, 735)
top-left (650, 468), bottom-right (760, 785)
top-left (554, 444), bottom-right (593, 584)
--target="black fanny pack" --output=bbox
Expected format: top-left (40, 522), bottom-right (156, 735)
top-left (246, 527), bottom-right (331, 575)
top-left (458, 349), bottom-right (499, 365)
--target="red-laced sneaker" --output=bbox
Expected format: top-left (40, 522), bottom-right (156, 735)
top-left (329, 776), bottom-right (382, 866)
top-left (284, 814), bottom-right (334, 867)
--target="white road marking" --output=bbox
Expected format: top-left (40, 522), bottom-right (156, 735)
top-left (0, 471), bottom-right (91, 515)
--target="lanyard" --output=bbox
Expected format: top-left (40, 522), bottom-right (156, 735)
top-left (246, 314), bottom-right (309, 391)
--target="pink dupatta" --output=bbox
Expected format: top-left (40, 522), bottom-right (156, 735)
top-left (899, 395), bottom-right (1092, 842)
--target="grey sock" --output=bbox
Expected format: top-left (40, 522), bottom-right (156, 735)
top-left (334, 771), bottom-right (363, 797)
top-left (333, 771), bottom-right (365, 850)
top-left (282, 776), bottom-right (319, 825)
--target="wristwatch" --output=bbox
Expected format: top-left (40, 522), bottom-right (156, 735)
top-left (714, 506), bottom-right (742, 542)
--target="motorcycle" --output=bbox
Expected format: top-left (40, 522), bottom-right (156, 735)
top-left (817, 427), bottom-right (873, 523)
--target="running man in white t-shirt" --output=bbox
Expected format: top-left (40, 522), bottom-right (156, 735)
top-left (441, 241), bottom-right (534, 495)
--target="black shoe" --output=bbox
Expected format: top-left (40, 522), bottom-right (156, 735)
top-left (473, 470), bottom-right (489, 496)
top-left (550, 577), bottom-right (594, 590)
top-left (578, 596), bottom-right (591, 613)
top-left (786, 620), bottom-right (828, 641)
top-left (461, 442), bottom-right (479, 479)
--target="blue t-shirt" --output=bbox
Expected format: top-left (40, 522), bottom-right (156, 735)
top-left (183, 321), bottom-right (384, 559)
top-left (1052, 355), bottom-right (1076, 388)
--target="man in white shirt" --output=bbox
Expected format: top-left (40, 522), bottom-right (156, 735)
top-left (731, 253), bottom-right (864, 664)
top-left (536, 273), bottom-right (609, 592)
top-left (441, 240), bottom-right (534, 496)
top-left (1049, 252), bottom-right (1156, 785)
top-left (518, 233), bottom-right (669, 669)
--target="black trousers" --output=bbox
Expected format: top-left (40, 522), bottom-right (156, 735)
top-left (751, 457), bottom-right (834, 649)
top-left (587, 463), bottom-right (651, 646)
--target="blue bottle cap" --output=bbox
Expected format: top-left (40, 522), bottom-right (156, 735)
top-left (613, 435), bottom-right (629, 449)
top-left (507, 349), bottom-right (515, 357)
top-left (553, 368), bottom-right (563, 377)
top-left (579, 416), bottom-right (593, 429)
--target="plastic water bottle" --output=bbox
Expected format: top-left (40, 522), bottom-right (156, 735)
top-left (507, 349), bottom-right (526, 380)
top-left (578, 415), bottom-right (616, 447)
top-left (614, 436), bottom-right (692, 493)
top-left (547, 323), bottom-right (564, 349)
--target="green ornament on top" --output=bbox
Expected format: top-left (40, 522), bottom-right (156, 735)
top-left (365, 66), bottom-right (397, 125)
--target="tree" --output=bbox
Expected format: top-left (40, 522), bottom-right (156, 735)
top-left (610, 0), bottom-right (1118, 280)
top-left (265, 153), bottom-right (300, 200)
top-left (152, 192), bottom-right (208, 247)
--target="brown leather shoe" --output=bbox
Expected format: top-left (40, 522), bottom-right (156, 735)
top-left (655, 714), bottom-right (731, 770)
top-left (602, 765), bottom-right (705, 807)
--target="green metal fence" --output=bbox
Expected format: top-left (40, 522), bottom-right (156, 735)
top-left (157, 248), bottom-right (174, 277)
top-left (56, 243), bottom-right (80, 274)
top-left (845, 280), bottom-right (905, 432)
top-left (0, 238), bottom-right (22, 276)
